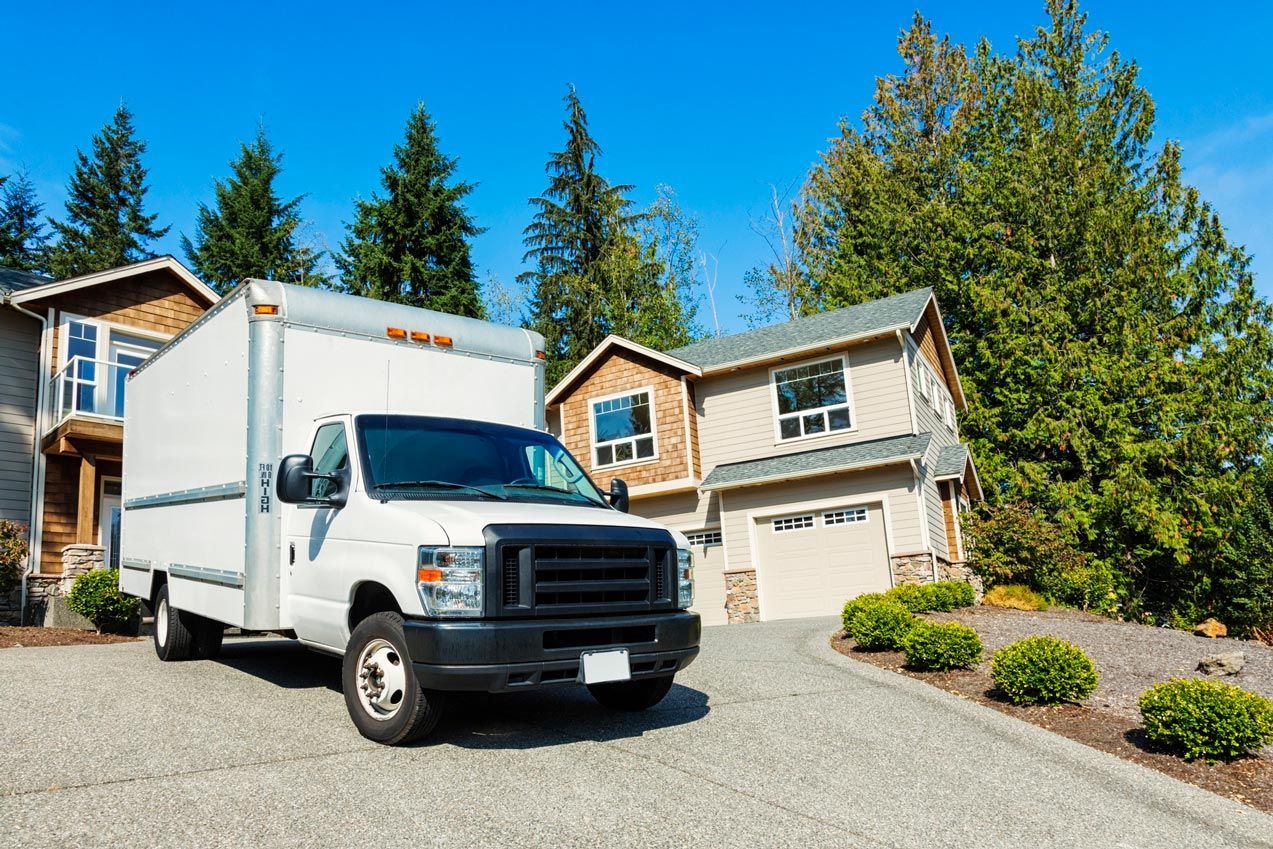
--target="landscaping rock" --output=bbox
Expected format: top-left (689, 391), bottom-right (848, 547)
top-left (1197, 651), bottom-right (1246, 676)
top-left (1193, 618), bottom-right (1228, 638)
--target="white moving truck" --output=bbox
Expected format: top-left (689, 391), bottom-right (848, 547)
top-left (120, 280), bottom-right (700, 744)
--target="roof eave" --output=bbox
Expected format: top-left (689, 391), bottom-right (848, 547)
top-left (545, 335), bottom-right (701, 407)
top-left (699, 452), bottom-right (923, 493)
top-left (9, 256), bottom-right (218, 307)
top-left (695, 324), bottom-right (911, 376)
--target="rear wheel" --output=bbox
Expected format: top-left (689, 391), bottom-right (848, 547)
top-left (587, 674), bottom-right (675, 711)
top-left (152, 584), bottom-right (194, 661)
top-left (341, 612), bottom-right (445, 745)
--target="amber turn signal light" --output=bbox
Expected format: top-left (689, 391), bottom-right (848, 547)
top-left (253, 304), bottom-right (279, 315)
top-left (417, 568), bottom-right (444, 583)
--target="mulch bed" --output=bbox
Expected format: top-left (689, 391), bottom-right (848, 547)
top-left (0, 626), bottom-right (140, 648)
top-left (831, 632), bottom-right (1273, 813)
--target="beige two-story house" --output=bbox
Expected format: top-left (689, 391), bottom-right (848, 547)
top-left (546, 288), bottom-right (982, 626)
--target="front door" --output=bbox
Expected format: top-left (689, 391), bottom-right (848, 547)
top-left (285, 418), bottom-right (354, 649)
top-left (99, 477), bottom-right (123, 569)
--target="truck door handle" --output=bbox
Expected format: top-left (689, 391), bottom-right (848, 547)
top-left (289, 542), bottom-right (296, 566)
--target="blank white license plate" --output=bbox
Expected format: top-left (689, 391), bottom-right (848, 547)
top-left (579, 649), bottom-right (631, 684)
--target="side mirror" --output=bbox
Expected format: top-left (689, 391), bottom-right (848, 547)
top-left (608, 478), bottom-right (630, 513)
top-left (277, 454), bottom-right (348, 508)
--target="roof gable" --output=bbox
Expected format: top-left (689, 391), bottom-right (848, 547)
top-left (546, 335), bottom-right (700, 407)
top-left (666, 287), bottom-right (932, 370)
top-left (7, 256), bottom-right (217, 307)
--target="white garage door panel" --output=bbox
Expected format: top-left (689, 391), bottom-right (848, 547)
top-left (690, 541), bottom-right (728, 626)
top-left (758, 503), bottom-right (891, 621)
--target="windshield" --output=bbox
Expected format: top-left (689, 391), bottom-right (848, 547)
top-left (355, 414), bottom-right (609, 508)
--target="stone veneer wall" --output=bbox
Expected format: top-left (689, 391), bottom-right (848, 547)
top-left (938, 557), bottom-right (985, 599)
top-left (890, 552), bottom-right (936, 586)
top-left (24, 544), bottom-right (105, 625)
top-left (725, 569), bottom-right (759, 623)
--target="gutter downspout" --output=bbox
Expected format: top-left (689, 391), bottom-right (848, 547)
top-left (7, 298), bottom-right (50, 625)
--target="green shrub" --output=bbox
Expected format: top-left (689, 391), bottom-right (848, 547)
top-left (990, 636), bottom-right (1099, 704)
top-left (841, 592), bottom-right (890, 632)
top-left (901, 620), bottom-right (983, 670)
top-left (0, 519), bottom-right (29, 593)
top-left (1138, 678), bottom-right (1273, 762)
top-left (982, 584), bottom-right (1049, 611)
top-left (884, 583), bottom-right (926, 612)
top-left (1040, 562), bottom-right (1119, 613)
top-left (65, 568), bottom-right (138, 633)
top-left (847, 599), bottom-right (915, 650)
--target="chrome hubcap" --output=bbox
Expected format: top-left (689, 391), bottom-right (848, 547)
top-left (156, 598), bottom-right (168, 647)
top-left (356, 638), bottom-right (407, 720)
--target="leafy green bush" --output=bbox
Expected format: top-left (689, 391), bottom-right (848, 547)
top-left (883, 581), bottom-right (975, 613)
top-left (982, 584), bottom-right (1049, 611)
top-left (901, 620), bottom-right (983, 670)
top-left (0, 519), bottom-right (29, 593)
top-left (847, 599), bottom-right (915, 650)
top-left (990, 636), bottom-right (1099, 704)
top-left (841, 592), bottom-right (890, 632)
top-left (884, 583), bottom-right (926, 612)
top-left (65, 568), bottom-right (138, 633)
top-left (1138, 678), bottom-right (1273, 762)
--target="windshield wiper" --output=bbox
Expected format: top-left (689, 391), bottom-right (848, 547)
top-left (504, 483), bottom-right (602, 505)
top-left (374, 480), bottom-right (507, 501)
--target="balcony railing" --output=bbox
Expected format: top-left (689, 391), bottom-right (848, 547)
top-left (46, 356), bottom-right (136, 434)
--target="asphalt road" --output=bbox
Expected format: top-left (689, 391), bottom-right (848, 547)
top-left (2, 618), bottom-right (1270, 849)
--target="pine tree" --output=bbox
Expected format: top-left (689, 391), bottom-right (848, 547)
top-left (793, 1), bottom-right (1273, 621)
top-left (45, 105), bottom-right (169, 278)
top-left (521, 88), bottom-right (697, 385)
top-left (0, 169), bottom-right (48, 271)
top-left (337, 104), bottom-right (484, 316)
top-left (182, 128), bottom-right (329, 294)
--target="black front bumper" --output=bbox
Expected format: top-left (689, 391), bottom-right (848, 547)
top-left (402, 611), bottom-right (701, 693)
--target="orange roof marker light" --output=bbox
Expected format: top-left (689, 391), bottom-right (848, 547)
top-left (386, 326), bottom-right (407, 340)
top-left (534, 350), bottom-right (546, 360)
top-left (409, 331), bottom-right (430, 344)
top-left (253, 304), bottom-right (279, 316)
top-left (433, 335), bottom-right (454, 347)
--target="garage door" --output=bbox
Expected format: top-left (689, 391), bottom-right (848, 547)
top-left (685, 530), bottom-right (728, 626)
top-left (755, 503), bottom-right (891, 620)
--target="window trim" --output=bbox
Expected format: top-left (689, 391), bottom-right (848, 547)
top-left (768, 354), bottom-right (857, 445)
top-left (685, 529), bottom-right (723, 548)
top-left (588, 385), bottom-right (660, 471)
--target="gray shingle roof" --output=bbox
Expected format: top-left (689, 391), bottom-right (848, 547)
top-left (701, 433), bottom-right (931, 490)
top-left (934, 443), bottom-right (970, 478)
top-left (667, 287), bottom-right (932, 369)
top-left (0, 267), bottom-right (52, 295)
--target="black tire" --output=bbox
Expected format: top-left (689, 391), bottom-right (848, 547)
top-left (152, 584), bottom-right (194, 661)
top-left (342, 612), bottom-right (445, 745)
top-left (587, 674), bottom-right (675, 711)
top-left (192, 618), bottom-right (224, 660)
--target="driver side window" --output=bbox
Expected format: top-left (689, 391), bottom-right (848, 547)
top-left (310, 422), bottom-right (349, 498)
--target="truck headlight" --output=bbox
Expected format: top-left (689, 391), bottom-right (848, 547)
top-left (417, 546), bottom-right (484, 617)
top-left (676, 548), bottom-right (694, 609)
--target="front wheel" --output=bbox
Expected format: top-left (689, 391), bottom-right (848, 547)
top-left (587, 674), bottom-right (675, 711)
top-left (341, 612), bottom-right (446, 745)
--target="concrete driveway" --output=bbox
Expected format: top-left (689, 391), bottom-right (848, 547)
top-left (2, 618), bottom-right (1270, 849)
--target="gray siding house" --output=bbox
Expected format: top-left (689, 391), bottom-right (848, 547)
top-left (546, 288), bottom-right (982, 626)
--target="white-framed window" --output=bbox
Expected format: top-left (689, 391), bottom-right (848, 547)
top-left (943, 395), bottom-right (956, 429)
top-left (772, 514), bottom-right (815, 533)
top-left (685, 530), bottom-right (722, 547)
top-left (917, 361), bottom-right (932, 400)
top-left (823, 506), bottom-right (868, 526)
top-left (590, 387), bottom-right (657, 469)
top-left (771, 356), bottom-right (853, 441)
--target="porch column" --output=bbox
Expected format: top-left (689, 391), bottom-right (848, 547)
top-left (76, 452), bottom-right (97, 544)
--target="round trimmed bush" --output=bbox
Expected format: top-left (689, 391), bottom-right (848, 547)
top-left (847, 599), bottom-right (915, 650)
top-left (885, 583), bottom-right (927, 612)
top-left (922, 581), bottom-right (976, 612)
top-left (990, 636), bottom-right (1099, 704)
top-left (841, 592), bottom-right (889, 632)
top-left (1138, 678), bottom-right (1273, 762)
top-left (66, 568), bottom-right (139, 633)
top-left (901, 620), bottom-right (983, 671)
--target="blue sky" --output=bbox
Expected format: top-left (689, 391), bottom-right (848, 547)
top-left (3, 1), bottom-right (1271, 334)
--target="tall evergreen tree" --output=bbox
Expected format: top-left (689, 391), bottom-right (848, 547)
top-left (521, 88), bottom-right (696, 385)
top-left (0, 169), bottom-right (48, 271)
top-left (45, 105), bottom-right (168, 278)
top-left (337, 104), bottom-right (484, 316)
top-left (182, 128), bottom-right (328, 293)
top-left (793, 1), bottom-right (1273, 622)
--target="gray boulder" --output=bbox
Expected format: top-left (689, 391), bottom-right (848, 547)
top-left (1197, 651), bottom-right (1246, 676)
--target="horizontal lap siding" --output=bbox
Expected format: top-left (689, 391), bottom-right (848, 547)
top-left (719, 465), bottom-right (923, 573)
top-left (696, 337), bottom-right (911, 474)
top-left (558, 351), bottom-right (691, 487)
top-left (633, 490), bottom-right (721, 531)
top-left (0, 309), bottom-right (39, 525)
